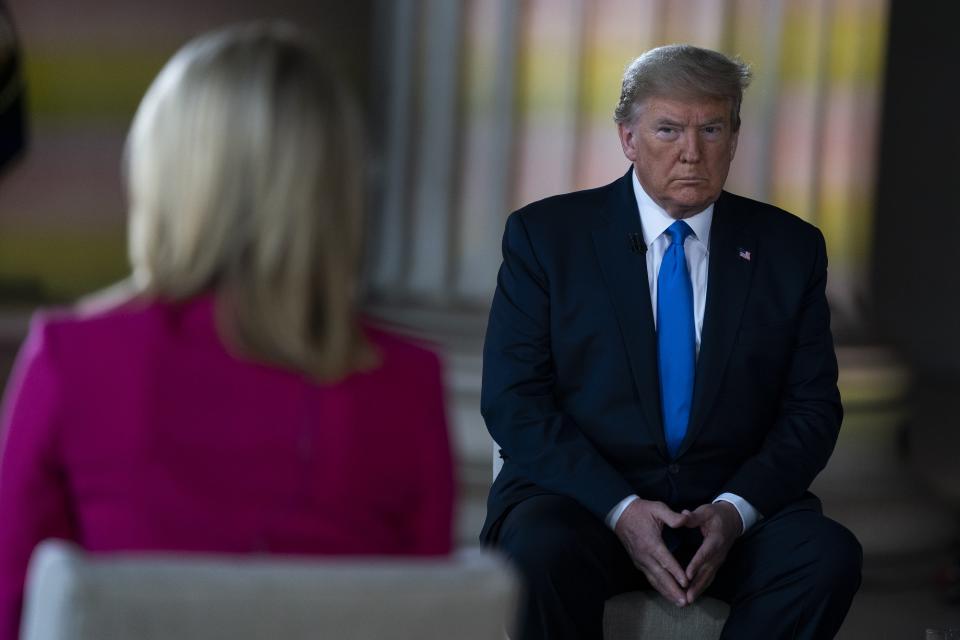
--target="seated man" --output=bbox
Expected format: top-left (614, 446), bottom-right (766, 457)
top-left (480, 44), bottom-right (862, 640)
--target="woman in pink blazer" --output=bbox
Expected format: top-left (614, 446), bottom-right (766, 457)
top-left (0, 23), bottom-right (454, 640)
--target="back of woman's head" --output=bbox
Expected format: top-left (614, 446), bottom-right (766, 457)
top-left (125, 22), bottom-right (373, 380)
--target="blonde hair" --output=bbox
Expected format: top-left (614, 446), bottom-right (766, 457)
top-left (124, 21), bottom-right (375, 380)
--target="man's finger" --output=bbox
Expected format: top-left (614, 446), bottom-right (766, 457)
top-left (682, 505), bottom-right (711, 529)
top-left (640, 562), bottom-right (687, 607)
top-left (685, 536), bottom-right (719, 582)
top-left (651, 502), bottom-right (688, 529)
top-left (650, 542), bottom-right (689, 589)
top-left (685, 562), bottom-right (717, 603)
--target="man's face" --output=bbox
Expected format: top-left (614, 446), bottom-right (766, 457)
top-left (618, 95), bottom-right (738, 219)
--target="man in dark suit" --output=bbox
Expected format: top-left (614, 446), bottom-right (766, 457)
top-left (480, 44), bottom-right (862, 639)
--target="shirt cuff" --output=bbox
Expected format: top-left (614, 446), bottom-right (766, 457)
top-left (713, 492), bottom-right (761, 533)
top-left (606, 494), bottom-right (639, 529)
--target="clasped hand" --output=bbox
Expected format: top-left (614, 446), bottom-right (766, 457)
top-left (613, 498), bottom-right (742, 607)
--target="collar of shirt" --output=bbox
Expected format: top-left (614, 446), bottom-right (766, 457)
top-left (631, 168), bottom-right (714, 250)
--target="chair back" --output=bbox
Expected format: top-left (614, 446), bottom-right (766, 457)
top-left (21, 540), bottom-right (519, 640)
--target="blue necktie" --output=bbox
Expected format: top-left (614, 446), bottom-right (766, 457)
top-left (657, 220), bottom-right (695, 459)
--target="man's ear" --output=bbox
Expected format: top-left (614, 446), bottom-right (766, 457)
top-left (729, 129), bottom-right (739, 162)
top-left (618, 122), bottom-right (639, 162)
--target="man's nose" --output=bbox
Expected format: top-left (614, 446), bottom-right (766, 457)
top-left (679, 132), bottom-right (702, 163)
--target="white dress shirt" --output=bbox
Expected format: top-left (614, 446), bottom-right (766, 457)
top-left (604, 170), bottom-right (760, 534)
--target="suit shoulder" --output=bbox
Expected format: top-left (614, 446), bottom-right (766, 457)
top-left (509, 181), bottom-right (616, 232)
top-left (29, 296), bottom-right (162, 348)
top-left (722, 191), bottom-right (823, 240)
top-left (13, 297), bottom-right (170, 388)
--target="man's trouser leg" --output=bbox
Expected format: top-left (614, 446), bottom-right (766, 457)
top-left (494, 493), bottom-right (861, 640)
top-left (708, 497), bottom-right (863, 639)
top-left (494, 494), bottom-right (645, 640)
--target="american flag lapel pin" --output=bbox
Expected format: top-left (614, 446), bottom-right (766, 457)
top-left (737, 248), bottom-right (752, 261)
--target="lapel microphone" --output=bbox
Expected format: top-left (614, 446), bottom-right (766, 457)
top-left (628, 233), bottom-right (645, 255)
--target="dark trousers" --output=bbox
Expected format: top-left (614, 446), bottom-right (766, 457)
top-left (494, 494), bottom-right (862, 640)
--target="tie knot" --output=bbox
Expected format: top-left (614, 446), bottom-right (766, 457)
top-left (666, 220), bottom-right (693, 246)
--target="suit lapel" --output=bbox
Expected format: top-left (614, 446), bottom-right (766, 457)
top-left (678, 192), bottom-right (756, 457)
top-left (591, 170), bottom-right (667, 457)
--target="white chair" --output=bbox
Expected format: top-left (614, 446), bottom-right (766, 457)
top-left (492, 441), bottom-right (729, 639)
top-left (21, 539), bottom-right (519, 640)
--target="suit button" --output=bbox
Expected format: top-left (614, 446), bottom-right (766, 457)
top-left (668, 464), bottom-right (680, 474)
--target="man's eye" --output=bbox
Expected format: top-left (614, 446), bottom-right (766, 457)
top-left (704, 126), bottom-right (720, 134)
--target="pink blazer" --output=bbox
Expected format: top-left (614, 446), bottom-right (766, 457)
top-left (0, 294), bottom-right (455, 640)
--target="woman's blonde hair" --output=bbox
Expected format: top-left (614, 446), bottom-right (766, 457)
top-left (124, 21), bottom-right (374, 380)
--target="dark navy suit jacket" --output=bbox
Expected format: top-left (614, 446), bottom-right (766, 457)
top-left (479, 168), bottom-right (842, 542)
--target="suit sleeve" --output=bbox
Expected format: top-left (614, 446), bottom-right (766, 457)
top-left (407, 351), bottom-right (455, 555)
top-left (721, 230), bottom-right (843, 516)
top-left (481, 212), bottom-right (635, 522)
top-left (0, 316), bottom-right (75, 640)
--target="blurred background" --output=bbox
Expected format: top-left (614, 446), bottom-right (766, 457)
top-left (0, 0), bottom-right (957, 636)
